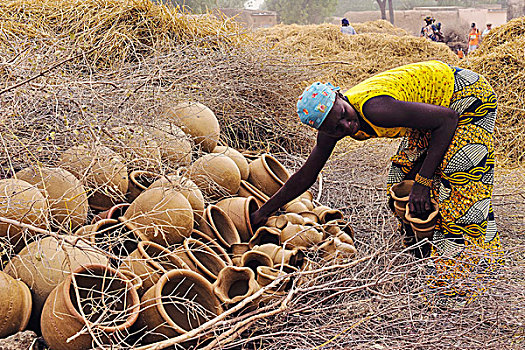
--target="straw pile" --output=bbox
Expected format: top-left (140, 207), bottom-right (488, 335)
top-left (352, 19), bottom-right (409, 36)
top-left (255, 22), bottom-right (457, 89)
top-left (463, 17), bottom-right (525, 165)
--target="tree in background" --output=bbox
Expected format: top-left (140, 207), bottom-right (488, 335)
top-left (375, 0), bottom-right (394, 24)
top-left (264, 0), bottom-right (338, 24)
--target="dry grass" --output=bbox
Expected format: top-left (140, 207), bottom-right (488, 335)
top-left (352, 19), bottom-right (409, 36)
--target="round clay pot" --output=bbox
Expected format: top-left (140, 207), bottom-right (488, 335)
top-left (324, 219), bottom-right (356, 240)
top-left (216, 196), bottom-right (259, 243)
top-left (256, 265), bottom-right (297, 292)
top-left (60, 144), bottom-right (128, 211)
top-left (213, 266), bottom-right (259, 307)
top-left (248, 154), bottom-right (290, 197)
top-left (198, 205), bottom-right (241, 250)
top-left (237, 180), bottom-right (269, 207)
top-left (275, 213), bottom-right (305, 229)
top-left (108, 126), bottom-right (163, 171)
top-left (284, 200), bottom-right (309, 214)
top-left (265, 216), bottom-right (279, 228)
top-left (16, 167), bottom-right (89, 231)
top-left (127, 170), bottom-right (161, 203)
top-left (253, 243), bottom-right (305, 268)
top-left (91, 202), bottom-right (130, 224)
top-left (231, 242), bottom-right (250, 266)
top-left (212, 146), bottom-right (250, 181)
top-left (318, 236), bottom-right (357, 262)
top-left (4, 236), bottom-right (108, 332)
top-left (0, 271), bottom-right (32, 338)
top-left (241, 251), bottom-right (273, 276)
top-left (122, 187), bottom-right (194, 246)
top-left (183, 238), bottom-right (229, 281)
top-left (300, 198), bottom-right (314, 211)
top-left (163, 101), bottom-right (220, 153)
top-left (145, 123), bottom-right (193, 167)
top-left (299, 211), bottom-right (319, 224)
top-left (0, 178), bottom-right (48, 251)
top-left (300, 191), bottom-right (314, 202)
top-left (149, 174), bottom-right (205, 223)
top-left (190, 229), bottom-right (233, 265)
top-left (312, 205), bottom-right (344, 224)
top-left (281, 224), bottom-right (323, 249)
top-left (248, 226), bottom-right (281, 248)
top-left (405, 200), bottom-right (439, 239)
top-left (189, 153), bottom-right (241, 200)
top-left (390, 180), bottom-right (415, 223)
top-left (121, 241), bottom-right (189, 294)
top-left (137, 269), bottom-right (223, 344)
top-left (41, 264), bottom-right (140, 350)
top-left (76, 218), bottom-right (142, 260)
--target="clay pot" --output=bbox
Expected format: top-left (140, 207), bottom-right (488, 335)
top-left (16, 167), bottom-right (89, 231)
top-left (4, 236), bottom-right (109, 332)
top-left (91, 202), bottom-right (130, 224)
top-left (59, 144), bottom-right (128, 211)
top-left (253, 243), bottom-right (305, 267)
top-left (241, 251), bottom-right (273, 276)
top-left (189, 153), bottom-right (241, 200)
top-left (312, 205), bottom-right (344, 224)
top-left (216, 196), bottom-right (259, 242)
top-left (145, 123), bottom-right (193, 167)
top-left (198, 205), bottom-right (241, 250)
top-left (324, 219), bottom-right (355, 240)
top-left (137, 269), bottom-right (223, 344)
top-left (212, 146), bottom-right (250, 181)
top-left (213, 266), bottom-right (259, 307)
top-left (0, 178), bottom-right (48, 251)
top-left (248, 154), bottom-right (290, 197)
top-left (248, 226), bottom-right (281, 248)
top-left (127, 170), bottom-right (161, 203)
top-left (41, 264), bottom-right (140, 350)
top-left (405, 200), bottom-right (439, 239)
top-left (0, 271), bottom-right (32, 338)
top-left (149, 174), bottom-right (205, 223)
top-left (237, 180), bottom-right (269, 207)
top-left (231, 242), bottom-right (250, 266)
top-left (190, 229), bottom-right (233, 265)
top-left (265, 216), bottom-right (279, 228)
top-left (281, 224), bottom-right (323, 249)
top-left (76, 218), bottom-right (142, 259)
top-left (108, 126), bottom-right (163, 171)
top-left (284, 200), bottom-right (309, 214)
top-left (180, 238), bottom-right (229, 281)
top-left (300, 198), bottom-right (314, 211)
top-left (163, 101), bottom-right (220, 153)
top-left (389, 180), bottom-right (415, 223)
top-left (121, 241), bottom-right (189, 294)
top-left (275, 213), bottom-right (305, 228)
top-left (256, 265), bottom-right (297, 292)
top-left (299, 211), bottom-right (319, 224)
top-left (122, 187), bottom-right (194, 246)
top-left (318, 236), bottom-right (357, 262)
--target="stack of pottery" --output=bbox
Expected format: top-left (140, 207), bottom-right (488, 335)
top-left (0, 100), bottom-right (359, 348)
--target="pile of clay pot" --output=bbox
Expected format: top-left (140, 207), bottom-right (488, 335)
top-left (0, 102), bottom-right (356, 349)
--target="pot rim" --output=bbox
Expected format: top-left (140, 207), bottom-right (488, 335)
top-left (183, 238), bottom-right (228, 280)
top-left (62, 264), bottom-right (140, 332)
top-left (405, 200), bottom-right (439, 224)
top-left (241, 250), bottom-right (274, 269)
top-left (129, 170), bottom-right (161, 191)
top-left (243, 196), bottom-right (259, 240)
top-left (191, 229), bottom-right (233, 265)
top-left (213, 266), bottom-right (256, 304)
top-left (137, 240), bottom-right (188, 273)
top-left (260, 154), bottom-right (290, 186)
top-left (205, 205), bottom-right (241, 248)
top-left (389, 180), bottom-right (415, 202)
top-left (153, 269), bottom-right (223, 334)
top-left (248, 226), bottom-right (281, 248)
top-left (239, 180), bottom-right (269, 203)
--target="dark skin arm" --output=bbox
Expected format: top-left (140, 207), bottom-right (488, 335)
top-left (251, 95), bottom-right (458, 227)
top-left (363, 96), bottom-right (458, 216)
top-left (250, 132), bottom-right (338, 228)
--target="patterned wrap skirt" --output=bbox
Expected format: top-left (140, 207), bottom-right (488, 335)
top-left (387, 67), bottom-right (504, 303)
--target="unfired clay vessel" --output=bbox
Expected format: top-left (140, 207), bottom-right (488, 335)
top-left (248, 154), bottom-right (290, 197)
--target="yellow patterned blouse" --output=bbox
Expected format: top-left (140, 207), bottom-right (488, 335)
top-left (344, 60), bottom-right (455, 140)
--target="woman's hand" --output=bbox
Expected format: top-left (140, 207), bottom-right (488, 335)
top-left (408, 183), bottom-right (432, 218)
top-left (250, 209), bottom-right (269, 231)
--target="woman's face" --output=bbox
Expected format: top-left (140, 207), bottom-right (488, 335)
top-left (318, 93), bottom-right (360, 139)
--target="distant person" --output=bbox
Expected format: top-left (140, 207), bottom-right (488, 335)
top-left (482, 23), bottom-right (492, 41)
top-left (434, 22), bottom-right (445, 42)
top-left (468, 23), bottom-right (481, 54)
top-left (341, 18), bottom-right (356, 35)
top-left (420, 16), bottom-right (439, 42)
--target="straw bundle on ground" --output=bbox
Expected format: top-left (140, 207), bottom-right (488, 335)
top-left (255, 23), bottom-right (457, 88)
top-left (352, 19), bottom-right (409, 36)
top-left (463, 17), bottom-right (525, 165)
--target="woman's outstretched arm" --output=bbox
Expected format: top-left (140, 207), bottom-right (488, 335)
top-left (250, 132), bottom-right (338, 228)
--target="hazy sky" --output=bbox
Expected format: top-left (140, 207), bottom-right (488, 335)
top-left (245, 0), bottom-right (264, 10)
